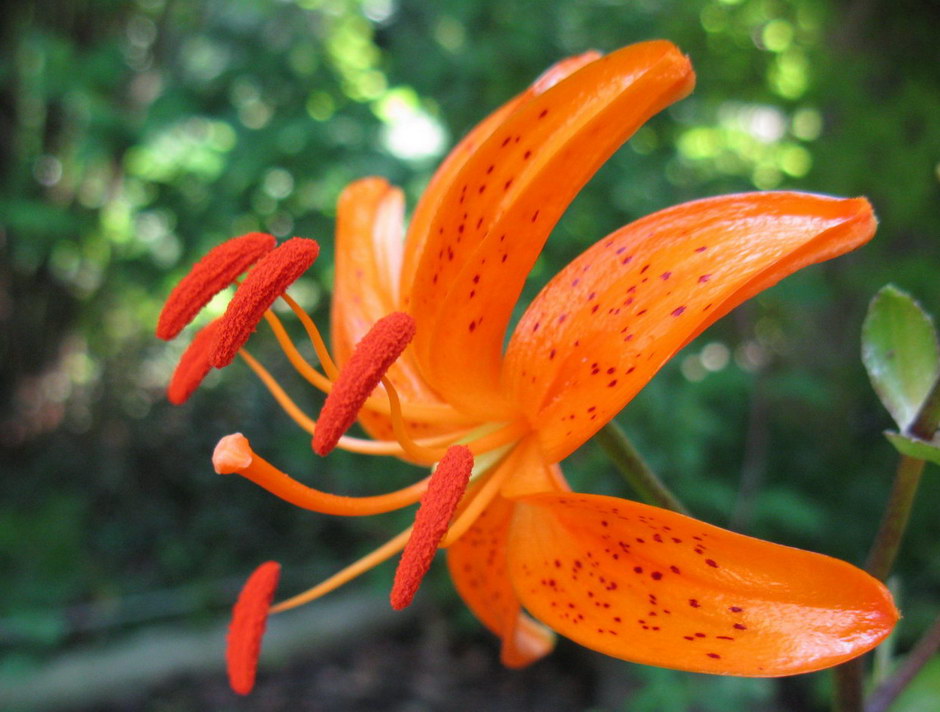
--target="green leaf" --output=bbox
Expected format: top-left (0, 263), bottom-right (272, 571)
top-left (884, 431), bottom-right (940, 467)
top-left (862, 285), bottom-right (940, 430)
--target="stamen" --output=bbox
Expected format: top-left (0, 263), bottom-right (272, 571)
top-left (312, 312), bottom-right (416, 456)
top-left (239, 349), bottom-right (475, 455)
top-left (262, 305), bottom-right (476, 427)
top-left (157, 233), bottom-right (275, 341)
top-left (382, 376), bottom-right (449, 465)
top-left (390, 445), bottom-right (474, 610)
top-left (212, 237), bottom-right (320, 368)
top-left (270, 528), bottom-right (411, 614)
top-left (262, 309), bottom-right (334, 393)
top-left (280, 292), bottom-right (339, 380)
top-left (439, 447), bottom-right (514, 547)
top-left (212, 433), bottom-right (430, 515)
top-left (226, 561), bottom-right (281, 695)
top-left (167, 319), bottom-right (221, 404)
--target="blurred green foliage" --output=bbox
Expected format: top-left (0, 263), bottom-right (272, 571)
top-left (1, 0), bottom-right (939, 709)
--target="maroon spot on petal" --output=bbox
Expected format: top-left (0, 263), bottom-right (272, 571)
top-left (698, 274), bottom-right (711, 283)
top-left (672, 306), bottom-right (686, 317)
top-left (705, 559), bottom-right (719, 568)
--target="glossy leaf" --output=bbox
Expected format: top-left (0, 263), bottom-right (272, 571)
top-left (862, 285), bottom-right (940, 431)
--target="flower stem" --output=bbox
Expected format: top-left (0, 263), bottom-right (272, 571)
top-left (834, 372), bottom-right (940, 712)
top-left (595, 421), bottom-right (689, 515)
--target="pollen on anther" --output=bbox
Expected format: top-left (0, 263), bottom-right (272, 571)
top-left (226, 561), bottom-right (281, 695)
top-left (313, 312), bottom-right (416, 456)
top-left (157, 233), bottom-right (276, 341)
top-left (212, 237), bottom-right (320, 368)
top-left (167, 319), bottom-right (222, 404)
top-left (390, 445), bottom-right (474, 610)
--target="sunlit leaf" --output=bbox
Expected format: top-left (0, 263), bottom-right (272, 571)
top-left (862, 285), bottom-right (940, 430)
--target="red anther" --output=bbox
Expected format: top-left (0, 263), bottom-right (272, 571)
top-left (167, 319), bottom-right (221, 404)
top-left (157, 233), bottom-right (275, 341)
top-left (212, 237), bottom-right (320, 368)
top-left (390, 445), bottom-right (474, 610)
top-left (312, 312), bottom-right (417, 456)
top-left (226, 561), bottom-right (281, 696)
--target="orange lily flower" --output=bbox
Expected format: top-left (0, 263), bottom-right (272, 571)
top-left (157, 41), bottom-right (897, 694)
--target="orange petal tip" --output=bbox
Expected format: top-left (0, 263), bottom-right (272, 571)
top-left (390, 445), bottom-right (474, 610)
top-left (213, 433), bottom-right (253, 474)
top-left (157, 233), bottom-right (276, 341)
top-left (226, 561), bottom-right (281, 695)
top-left (212, 237), bottom-right (320, 368)
top-left (312, 312), bottom-right (417, 456)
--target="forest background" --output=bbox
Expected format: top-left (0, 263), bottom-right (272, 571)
top-left (1, 0), bottom-right (939, 710)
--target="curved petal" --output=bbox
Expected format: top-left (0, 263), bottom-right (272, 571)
top-left (446, 437), bottom-right (563, 666)
top-left (408, 41), bottom-right (695, 419)
top-left (401, 51), bottom-right (602, 305)
top-left (503, 192), bottom-right (877, 461)
top-left (507, 493), bottom-right (898, 676)
top-left (331, 178), bottom-right (452, 441)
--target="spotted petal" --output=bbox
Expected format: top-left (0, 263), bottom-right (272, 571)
top-left (503, 192), bottom-right (877, 462)
top-left (508, 493), bottom-right (898, 676)
top-left (401, 51), bottom-right (602, 296)
top-left (407, 41), bottom-right (695, 419)
top-left (448, 494), bottom-right (556, 667)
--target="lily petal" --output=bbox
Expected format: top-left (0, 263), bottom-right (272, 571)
top-left (503, 192), bottom-right (877, 461)
top-left (401, 51), bottom-right (602, 304)
top-left (408, 40), bottom-right (695, 419)
top-left (508, 493), bottom-right (898, 676)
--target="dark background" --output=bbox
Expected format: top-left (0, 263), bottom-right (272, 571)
top-left (2, 0), bottom-right (939, 709)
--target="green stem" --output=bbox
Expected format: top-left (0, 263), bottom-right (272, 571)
top-left (595, 421), bottom-right (689, 515)
top-left (864, 455), bottom-right (925, 580)
top-left (834, 372), bottom-right (940, 712)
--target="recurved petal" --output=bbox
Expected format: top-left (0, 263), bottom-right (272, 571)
top-left (507, 493), bottom-right (898, 676)
top-left (447, 494), bottom-right (519, 638)
top-left (503, 192), bottom-right (877, 462)
top-left (408, 41), bottom-right (695, 419)
top-left (400, 51), bottom-right (601, 303)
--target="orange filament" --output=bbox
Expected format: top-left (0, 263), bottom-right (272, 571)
top-left (269, 528), bottom-right (411, 614)
top-left (279, 292), bottom-right (339, 380)
top-left (260, 302), bottom-right (477, 427)
top-left (380, 376), bottom-right (450, 465)
top-left (390, 445), bottom-right (474, 610)
top-left (239, 348), bottom-right (476, 455)
top-left (157, 232), bottom-right (275, 341)
top-left (213, 433), bottom-right (430, 515)
top-left (213, 238), bottom-right (320, 368)
top-left (313, 312), bottom-right (416, 456)
top-left (261, 309), bottom-right (334, 393)
top-left (167, 319), bottom-right (221, 404)
top-left (227, 560), bottom-right (281, 695)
